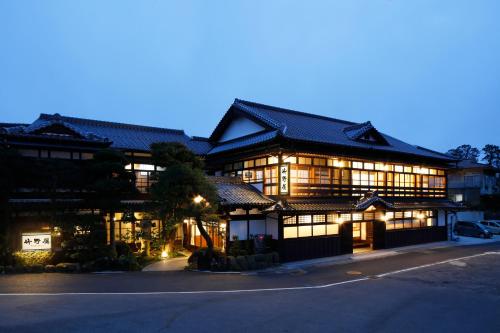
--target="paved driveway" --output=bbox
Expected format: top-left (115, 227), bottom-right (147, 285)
top-left (0, 243), bottom-right (499, 332)
top-left (142, 257), bottom-right (188, 272)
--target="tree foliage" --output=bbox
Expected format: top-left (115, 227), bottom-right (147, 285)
top-left (482, 144), bottom-right (500, 167)
top-left (447, 144), bottom-right (480, 161)
top-left (150, 142), bottom-right (219, 254)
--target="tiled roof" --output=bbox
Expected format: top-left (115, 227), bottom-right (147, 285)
top-left (355, 191), bottom-right (394, 210)
top-left (264, 197), bottom-right (461, 212)
top-left (207, 99), bottom-right (454, 162)
top-left (207, 176), bottom-right (275, 207)
top-left (2, 113), bottom-right (209, 155)
top-left (188, 136), bottom-right (213, 155)
top-left (454, 159), bottom-right (499, 171)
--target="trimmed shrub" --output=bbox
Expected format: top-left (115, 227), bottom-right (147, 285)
top-left (228, 256), bottom-right (239, 271)
top-left (236, 256), bottom-right (248, 270)
top-left (13, 251), bottom-right (53, 267)
top-left (246, 255), bottom-right (257, 270)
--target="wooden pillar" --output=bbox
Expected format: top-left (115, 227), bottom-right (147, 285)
top-left (246, 209), bottom-right (250, 240)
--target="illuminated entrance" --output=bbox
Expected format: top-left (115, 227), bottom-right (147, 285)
top-left (352, 221), bottom-right (374, 253)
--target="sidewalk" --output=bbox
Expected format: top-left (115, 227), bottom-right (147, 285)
top-left (278, 235), bottom-right (500, 271)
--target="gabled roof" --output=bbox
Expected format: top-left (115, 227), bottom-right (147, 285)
top-left (2, 113), bottom-right (209, 154)
top-left (207, 99), bottom-right (454, 162)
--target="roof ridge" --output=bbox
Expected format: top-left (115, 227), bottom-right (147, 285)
top-left (414, 145), bottom-right (456, 160)
top-left (191, 136), bottom-right (210, 141)
top-left (234, 98), bottom-right (357, 126)
top-left (39, 113), bottom-right (187, 135)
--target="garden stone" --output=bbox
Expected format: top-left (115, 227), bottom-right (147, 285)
top-left (44, 265), bottom-right (56, 273)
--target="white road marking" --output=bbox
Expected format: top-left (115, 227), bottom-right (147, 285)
top-left (0, 251), bottom-right (498, 297)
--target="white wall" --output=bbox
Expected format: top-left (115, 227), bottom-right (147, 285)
top-left (265, 216), bottom-right (279, 240)
top-left (438, 210), bottom-right (446, 226)
top-left (249, 220), bottom-right (266, 236)
top-left (219, 116), bottom-right (265, 142)
top-left (230, 220), bottom-right (247, 240)
top-left (457, 210), bottom-right (484, 222)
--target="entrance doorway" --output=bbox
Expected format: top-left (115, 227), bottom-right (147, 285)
top-left (352, 222), bottom-right (374, 253)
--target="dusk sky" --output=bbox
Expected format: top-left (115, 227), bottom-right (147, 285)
top-left (1, 1), bottom-right (499, 154)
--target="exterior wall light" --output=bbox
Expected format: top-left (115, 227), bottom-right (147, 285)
top-left (161, 250), bottom-right (168, 259)
top-left (193, 195), bottom-right (204, 204)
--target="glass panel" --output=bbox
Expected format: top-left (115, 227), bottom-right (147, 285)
top-left (326, 224), bottom-right (339, 235)
top-left (313, 215), bottom-right (326, 223)
top-left (283, 216), bottom-right (296, 225)
top-left (313, 225), bottom-right (326, 236)
top-left (298, 225), bottom-right (312, 237)
top-left (298, 215), bottom-right (312, 224)
top-left (284, 227), bottom-right (297, 239)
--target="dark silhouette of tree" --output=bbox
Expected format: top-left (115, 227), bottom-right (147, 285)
top-left (0, 147), bottom-right (23, 265)
top-left (86, 149), bottom-right (137, 252)
top-left (482, 144), bottom-right (500, 167)
top-left (150, 142), bottom-right (219, 257)
top-left (447, 144), bottom-right (480, 161)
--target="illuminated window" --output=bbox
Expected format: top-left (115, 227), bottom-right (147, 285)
top-left (364, 162), bottom-right (374, 170)
top-left (352, 213), bottom-right (363, 221)
top-left (313, 215), bottom-right (326, 223)
top-left (340, 214), bottom-right (351, 222)
top-left (298, 215), bottom-right (312, 224)
top-left (283, 156), bottom-right (297, 164)
top-left (395, 165), bottom-right (403, 172)
top-left (313, 225), bottom-right (326, 236)
top-left (268, 156), bottom-right (278, 164)
top-left (298, 225), bottom-right (312, 237)
top-left (244, 160), bottom-right (254, 168)
top-left (255, 158), bottom-right (267, 166)
top-left (353, 161), bottom-right (363, 169)
top-left (327, 214), bottom-right (337, 223)
top-left (313, 158), bottom-right (326, 166)
top-left (284, 216), bottom-right (296, 225)
top-left (326, 224), bottom-right (339, 235)
top-left (284, 227), bottom-right (297, 239)
top-left (298, 157), bottom-right (312, 165)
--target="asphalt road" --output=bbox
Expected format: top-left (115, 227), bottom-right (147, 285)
top-left (1, 243), bottom-right (499, 333)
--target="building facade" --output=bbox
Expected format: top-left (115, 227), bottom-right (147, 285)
top-left (1, 100), bottom-right (461, 261)
top-left (205, 99), bottom-right (459, 261)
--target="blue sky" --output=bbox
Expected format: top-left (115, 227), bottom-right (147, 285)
top-left (1, 1), bottom-right (499, 154)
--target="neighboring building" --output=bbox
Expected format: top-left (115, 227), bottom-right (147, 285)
top-left (1, 99), bottom-right (462, 261)
top-left (448, 159), bottom-right (500, 206)
top-left (0, 113), bottom-right (212, 252)
top-left (448, 159), bottom-right (500, 221)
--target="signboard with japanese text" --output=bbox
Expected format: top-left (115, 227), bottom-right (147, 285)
top-left (280, 163), bottom-right (290, 195)
top-left (21, 233), bottom-right (51, 251)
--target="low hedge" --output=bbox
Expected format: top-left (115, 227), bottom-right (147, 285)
top-left (187, 250), bottom-right (279, 271)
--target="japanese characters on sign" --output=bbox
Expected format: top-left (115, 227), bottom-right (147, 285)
top-left (21, 233), bottom-right (51, 251)
top-left (280, 164), bottom-right (289, 195)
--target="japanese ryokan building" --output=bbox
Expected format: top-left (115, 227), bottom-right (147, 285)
top-left (1, 99), bottom-right (460, 261)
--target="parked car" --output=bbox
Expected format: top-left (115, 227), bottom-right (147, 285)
top-left (479, 220), bottom-right (500, 235)
top-left (454, 221), bottom-right (492, 238)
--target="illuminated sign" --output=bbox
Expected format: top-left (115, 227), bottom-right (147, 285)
top-left (21, 233), bottom-right (51, 251)
top-left (280, 164), bottom-right (290, 195)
